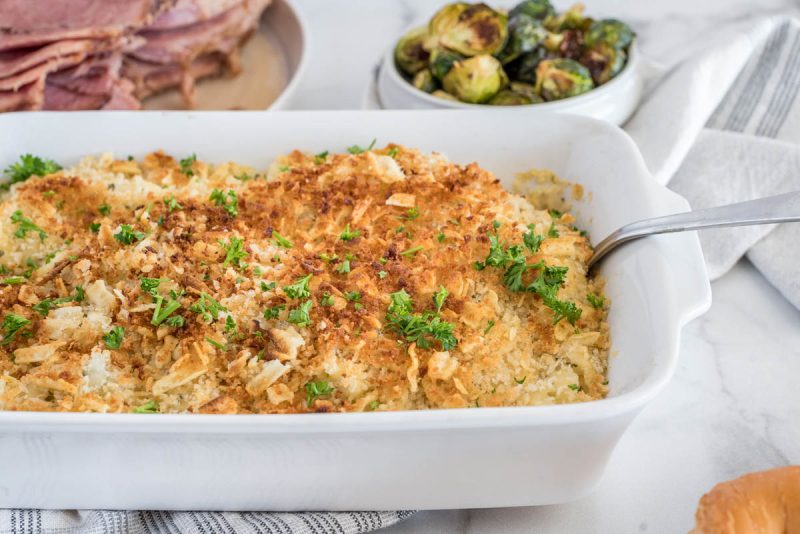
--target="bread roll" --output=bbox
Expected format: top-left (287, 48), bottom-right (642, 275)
top-left (693, 466), bottom-right (800, 533)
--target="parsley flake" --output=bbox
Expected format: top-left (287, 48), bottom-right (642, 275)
top-left (347, 138), bottom-right (376, 155)
top-left (209, 189), bottom-right (238, 217)
top-left (179, 154), bottom-right (197, 176)
top-left (10, 210), bottom-right (47, 242)
top-left (339, 223), bottom-right (361, 241)
top-left (288, 299), bottom-right (313, 327)
top-left (283, 274), bottom-right (312, 299)
top-left (103, 326), bottom-right (125, 349)
top-left (0, 314), bottom-right (31, 345)
top-left (3, 154), bottom-right (61, 189)
top-left (220, 236), bottom-right (248, 269)
top-left (133, 400), bottom-right (158, 414)
top-left (305, 380), bottom-right (334, 407)
top-left (587, 293), bottom-right (605, 309)
top-left (272, 231), bottom-right (293, 249)
top-left (113, 224), bottom-right (145, 245)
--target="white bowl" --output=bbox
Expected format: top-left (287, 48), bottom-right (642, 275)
top-left (264, 0), bottom-right (309, 110)
top-left (378, 38), bottom-right (643, 126)
top-left (0, 110), bottom-right (709, 510)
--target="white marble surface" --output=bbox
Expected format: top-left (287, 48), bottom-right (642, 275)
top-left (288, 1), bottom-right (800, 532)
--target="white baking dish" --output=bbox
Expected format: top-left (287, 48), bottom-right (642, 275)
top-left (0, 110), bottom-right (710, 511)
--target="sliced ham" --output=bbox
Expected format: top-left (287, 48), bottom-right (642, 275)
top-left (0, 52), bottom-right (87, 91)
top-left (148, 0), bottom-right (242, 30)
top-left (0, 0), bottom-right (153, 32)
top-left (43, 82), bottom-right (107, 110)
top-left (123, 51), bottom-right (228, 105)
top-left (0, 39), bottom-right (119, 79)
top-left (0, 78), bottom-right (45, 112)
top-left (102, 79), bottom-right (141, 110)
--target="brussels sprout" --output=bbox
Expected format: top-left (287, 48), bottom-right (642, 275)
top-left (543, 29), bottom-right (583, 60)
top-left (509, 81), bottom-right (544, 103)
top-left (412, 69), bottom-right (438, 93)
top-left (504, 47), bottom-right (548, 84)
top-left (509, 0), bottom-right (555, 21)
top-left (496, 13), bottom-right (548, 64)
top-left (584, 19), bottom-right (634, 50)
top-left (442, 55), bottom-right (508, 103)
top-left (543, 3), bottom-right (589, 32)
top-left (488, 89), bottom-right (534, 106)
top-left (432, 90), bottom-right (460, 102)
top-left (395, 26), bottom-right (431, 76)
top-left (581, 43), bottom-right (626, 84)
top-left (429, 48), bottom-right (464, 80)
top-left (429, 2), bottom-right (508, 57)
top-left (534, 58), bottom-right (594, 101)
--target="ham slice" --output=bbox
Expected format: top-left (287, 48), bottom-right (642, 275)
top-left (0, 0), bottom-right (152, 32)
top-left (0, 52), bottom-right (87, 91)
top-left (0, 78), bottom-right (45, 111)
top-left (130, 0), bottom-right (264, 65)
top-left (43, 83), bottom-right (107, 110)
top-left (148, 0), bottom-right (242, 30)
top-left (0, 39), bottom-right (119, 79)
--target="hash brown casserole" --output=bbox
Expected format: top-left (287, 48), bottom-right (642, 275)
top-left (0, 146), bottom-right (609, 413)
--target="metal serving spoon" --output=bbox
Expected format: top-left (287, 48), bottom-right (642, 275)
top-left (588, 191), bottom-right (800, 269)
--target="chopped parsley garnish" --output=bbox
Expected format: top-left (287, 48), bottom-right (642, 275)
top-left (339, 223), bottom-right (361, 241)
top-left (163, 195), bottom-right (182, 213)
top-left (224, 315), bottom-right (237, 335)
top-left (548, 223), bottom-right (559, 238)
top-left (151, 292), bottom-right (182, 326)
top-left (164, 315), bottom-right (185, 328)
top-left (1, 276), bottom-right (24, 285)
top-left (278, 165), bottom-right (290, 172)
top-left (523, 224), bottom-right (544, 253)
top-left (515, 376), bottom-right (526, 384)
top-left (283, 274), bottom-right (312, 299)
top-left (320, 253), bottom-right (338, 263)
top-left (209, 189), bottom-right (238, 217)
top-left (387, 147), bottom-right (399, 158)
top-left (89, 222), bottom-right (101, 233)
top-left (400, 245), bottom-right (423, 257)
top-left (378, 270), bottom-right (388, 279)
top-left (549, 209), bottom-right (562, 219)
top-left (436, 231), bottom-right (445, 243)
top-left (234, 173), bottom-right (252, 182)
top-left (385, 289), bottom-right (457, 351)
top-left (113, 224), bottom-right (145, 245)
top-left (220, 236), bottom-right (248, 269)
top-left (43, 190), bottom-right (55, 198)
top-left (263, 305), bottom-right (285, 319)
top-left (475, 226), bottom-right (581, 325)
top-left (345, 291), bottom-right (362, 309)
top-left (140, 277), bottom-right (168, 296)
top-left (0, 313), bottom-right (31, 345)
top-left (433, 285), bottom-right (448, 312)
top-left (347, 138), bottom-right (376, 155)
top-left (98, 203), bottom-right (111, 216)
top-left (103, 326), bottom-right (125, 349)
top-left (3, 154), bottom-right (61, 188)
top-left (401, 206), bottom-right (420, 220)
top-left (568, 383), bottom-right (580, 391)
top-left (133, 400), bottom-right (159, 414)
top-left (314, 150), bottom-right (328, 164)
top-left (320, 292), bottom-right (334, 306)
top-left (287, 299), bottom-right (313, 327)
top-left (305, 380), bottom-right (334, 407)
top-left (179, 154), bottom-right (197, 176)
top-left (335, 255), bottom-right (353, 274)
top-left (484, 320), bottom-right (496, 334)
top-left (587, 293), bottom-right (605, 309)
top-left (260, 281), bottom-right (276, 291)
top-left (271, 231), bottom-right (293, 249)
top-left (189, 292), bottom-right (227, 322)
top-left (205, 336), bottom-right (227, 350)
top-left (10, 210), bottom-right (46, 242)
top-left (33, 286), bottom-right (84, 316)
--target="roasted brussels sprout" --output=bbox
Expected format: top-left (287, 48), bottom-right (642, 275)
top-left (581, 42), bottom-right (625, 84)
top-left (429, 48), bottom-right (464, 80)
top-left (534, 58), bottom-right (594, 101)
top-left (543, 29), bottom-right (583, 60)
top-left (509, 0), bottom-right (555, 21)
top-left (509, 81), bottom-right (544, 103)
top-left (429, 3), bottom-right (508, 56)
top-left (584, 19), bottom-right (634, 50)
top-left (504, 47), bottom-right (548, 84)
top-left (544, 3), bottom-right (590, 32)
top-left (412, 69), bottom-right (438, 93)
top-left (496, 13), bottom-right (548, 64)
top-left (442, 55), bottom-right (508, 103)
top-left (432, 90), bottom-right (460, 101)
top-left (488, 89), bottom-right (533, 105)
top-left (394, 26), bottom-right (431, 76)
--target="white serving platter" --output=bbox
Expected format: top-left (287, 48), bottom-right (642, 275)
top-left (0, 110), bottom-right (710, 511)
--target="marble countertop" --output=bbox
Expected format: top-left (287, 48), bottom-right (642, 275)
top-left (288, 1), bottom-right (800, 532)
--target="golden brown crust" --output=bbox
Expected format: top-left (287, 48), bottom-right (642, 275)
top-left (693, 467), bottom-right (800, 534)
top-left (0, 146), bottom-right (608, 414)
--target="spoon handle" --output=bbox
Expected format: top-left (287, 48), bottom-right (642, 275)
top-left (589, 191), bottom-right (800, 269)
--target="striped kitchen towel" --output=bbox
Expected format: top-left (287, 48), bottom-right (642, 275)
top-left (626, 16), bottom-right (800, 309)
top-left (0, 510), bottom-right (415, 534)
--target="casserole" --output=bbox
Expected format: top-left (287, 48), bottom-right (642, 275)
top-left (0, 110), bottom-right (710, 510)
